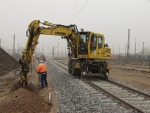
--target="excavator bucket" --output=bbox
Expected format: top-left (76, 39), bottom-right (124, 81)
top-left (28, 81), bottom-right (37, 94)
top-left (9, 81), bottom-right (20, 94)
top-left (10, 81), bottom-right (37, 94)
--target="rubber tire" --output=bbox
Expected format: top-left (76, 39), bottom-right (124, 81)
top-left (68, 66), bottom-right (72, 73)
top-left (68, 60), bottom-right (72, 74)
top-left (104, 72), bottom-right (109, 80)
top-left (72, 68), bottom-right (77, 76)
top-left (77, 68), bottom-right (81, 77)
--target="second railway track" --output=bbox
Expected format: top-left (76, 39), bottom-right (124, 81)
top-left (52, 59), bottom-right (150, 113)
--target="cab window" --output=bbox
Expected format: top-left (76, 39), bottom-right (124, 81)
top-left (78, 32), bottom-right (89, 54)
top-left (90, 34), bottom-right (97, 51)
top-left (98, 36), bottom-right (102, 48)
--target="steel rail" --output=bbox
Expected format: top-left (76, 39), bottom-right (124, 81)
top-left (57, 60), bottom-right (150, 98)
top-left (52, 60), bottom-right (145, 113)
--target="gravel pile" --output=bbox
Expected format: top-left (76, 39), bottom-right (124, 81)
top-left (0, 88), bottom-right (50, 113)
top-left (12, 53), bottom-right (22, 61)
top-left (0, 48), bottom-right (20, 76)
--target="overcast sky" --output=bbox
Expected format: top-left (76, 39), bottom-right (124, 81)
top-left (0, 0), bottom-right (150, 54)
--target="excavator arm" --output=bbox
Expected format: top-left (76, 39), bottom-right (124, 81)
top-left (24, 20), bottom-right (79, 64)
top-left (10, 20), bottom-right (80, 94)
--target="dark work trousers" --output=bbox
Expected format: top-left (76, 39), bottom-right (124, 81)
top-left (40, 73), bottom-right (48, 88)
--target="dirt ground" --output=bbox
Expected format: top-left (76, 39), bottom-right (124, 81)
top-left (110, 66), bottom-right (150, 91)
top-left (0, 71), bottom-right (19, 102)
top-left (0, 60), bottom-right (58, 113)
top-left (0, 47), bottom-right (57, 112)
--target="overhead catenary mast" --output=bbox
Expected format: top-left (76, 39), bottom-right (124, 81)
top-left (127, 29), bottom-right (130, 56)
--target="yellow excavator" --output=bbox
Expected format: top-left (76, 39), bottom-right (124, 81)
top-left (10, 20), bottom-right (111, 94)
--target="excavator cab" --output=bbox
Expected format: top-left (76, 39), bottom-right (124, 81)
top-left (77, 31), bottom-right (110, 59)
top-left (70, 31), bottom-right (111, 79)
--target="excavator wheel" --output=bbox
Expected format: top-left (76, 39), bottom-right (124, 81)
top-left (104, 72), bottom-right (108, 80)
top-left (77, 68), bottom-right (81, 77)
top-left (72, 68), bottom-right (81, 77)
top-left (10, 81), bottom-right (37, 94)
top-left (68, 60), bottom-right (72, 73)
top-left (72, 68), bottom-right (77, 76)
top-left (68, 66), bottom-right (72, 73)
top-left (104, 71), bottom-right (109, 80)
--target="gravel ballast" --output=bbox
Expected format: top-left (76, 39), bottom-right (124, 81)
top-left (47, 61), bottom-right (132, 113)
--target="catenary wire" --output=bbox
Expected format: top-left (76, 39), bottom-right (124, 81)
top-left (70, 0), bottom-right (90, 24)
top-left (63, 0), bottom-right (77, 24)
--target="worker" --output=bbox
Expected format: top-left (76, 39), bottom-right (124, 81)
top-left (36, 60), bottom-right (48, 89)
top-left (90, 40), bottom-right (94, 45)
top-left (90, 35), bottom-right (94, 46)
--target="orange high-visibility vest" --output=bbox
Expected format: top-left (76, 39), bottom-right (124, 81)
top-left (37, 63), bottom-right (47, 73)
top-left (90, 41), bottom-right (94, 45)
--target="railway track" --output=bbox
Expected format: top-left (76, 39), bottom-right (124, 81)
top-left (52, 59), bottom-right (150, 113)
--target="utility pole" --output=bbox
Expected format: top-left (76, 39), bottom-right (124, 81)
top-left (18, 44), bottom-right (19, 54)
top-left (0, 39), bottom-right (1, 48)
top-left (113, 44), bottom-right (114, 54)
top-left (42, 44), bottom-right (44, 55)
top-left (57, 42), bottom-right (59, 58)
top-left (39, 48), bottom-right (40, 55)
top-left (119, 46), bottom-right (120, 55)
top-left (13, 34), bottom-right (15, 54)
top-left (125, 43), bottom-right (126, 55)
top-left (65, 46), bottom-right (66, 58)
top-left (127, 29), bottom-right (130, 56)
top-left (52, 46), bottom-right (54, 58)
top-left (135, 38), bottom-right (137, 56)
top-left (62, 45), bottom-right (63, 57)
top-left (142, 42), bottom-right (146, 55)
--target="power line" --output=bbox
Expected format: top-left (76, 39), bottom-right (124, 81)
top-left (70, 0), bottom-right (90, 24)
top-left (64, 0), bottom-right (77, 24)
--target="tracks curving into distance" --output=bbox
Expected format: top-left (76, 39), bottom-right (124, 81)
top-left (52, 59), bottom-right (150, 113)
